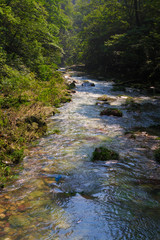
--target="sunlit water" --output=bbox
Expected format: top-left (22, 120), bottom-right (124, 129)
top-left (0, 72), bottom-right (160, 240)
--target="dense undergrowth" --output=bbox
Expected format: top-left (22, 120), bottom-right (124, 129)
top-left (0, 0), bottom-right (74, 188)
top-left (0, 69), bottom-right (71, 188)
top-left (67, 0), bottom-right (160, 91)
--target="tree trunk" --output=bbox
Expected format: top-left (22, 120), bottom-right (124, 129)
top-left (134, 0), bottom-right (140, 26)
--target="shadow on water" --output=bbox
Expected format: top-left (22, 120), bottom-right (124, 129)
top-left (0, 72), bottom-right (160, 239)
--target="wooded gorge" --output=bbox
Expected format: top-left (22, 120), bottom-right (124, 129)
top-left (0, 0), bottom-right (160, 185)
top-left (0, 0), bottom-right (73, 185)
top-left (70, 0), bottom-right (160, 87)
top-left (0, 1), bottom-right (160, 239)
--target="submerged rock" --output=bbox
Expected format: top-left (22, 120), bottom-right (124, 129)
top-left (91, 147), bottom-right (119, 161)
top-left (0, 213), bottom-right (5, 219)
top-left (9, 214), bottom-right (30, 227)
top-left (100, 108), bottom-right (123, 117)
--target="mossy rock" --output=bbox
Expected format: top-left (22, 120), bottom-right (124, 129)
top-left (9, 214), bottom-right (30, 227)
top-left (97, 95), bottom-right (114, 102)
top-left (68, 82), bottom-right (76, 89)
top-left (25, 116), bottom-right (46, 128)
top-left (92, 147), bottom-right (119, 161)
top-left (82, 81), bottom-right (95, 87)
top-left (25, 115), bottom-right (47, 134)
top-left (60, 96), bottom-right (72, 103)
top-left (28, 190), bottom-right (44, 200)
top-left (100, 108), bottom-right (122, 117)
top-left (154, 148), bottom-right (160, 163)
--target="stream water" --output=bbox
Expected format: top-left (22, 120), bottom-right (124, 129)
top-left (0, 71), bottom-right (160, 240)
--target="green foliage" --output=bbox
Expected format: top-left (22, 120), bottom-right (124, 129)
top-left (38, 65), bottom-right (53, 81)
top-left (10, 149), bottom-right (24, 164)
top-left (92, 146), bottom-right (119, 161)
top-left (0, 95), bottom-right (28, 109)
top-left (0, 0), bottom-right (73, 80)
top-left (0, 0), bottom-right (73, 188)
top-left (71, 0), bottom-right (160, 85)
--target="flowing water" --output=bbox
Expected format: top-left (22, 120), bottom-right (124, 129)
top-left (0, 72), bottom-right (160, 240)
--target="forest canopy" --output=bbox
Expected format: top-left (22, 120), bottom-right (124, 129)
top-left (0, 0), bottom-right (159, 85)
top-left (70, 0), bottom-right (160, 86)
top-left (0, 0), bottom-right (73, 80)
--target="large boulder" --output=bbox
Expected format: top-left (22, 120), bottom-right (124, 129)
top-left (68, 81), bottom-right (76, 89)
top-left (100, 108), bottom-right (122, 117)
top-left (91, 147), bottom-right (119, 161)
top-left (82, 80), bottom-right (95, 87)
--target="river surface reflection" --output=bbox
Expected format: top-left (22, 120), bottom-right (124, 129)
top-left (0, 72), bottom-right (160, 240)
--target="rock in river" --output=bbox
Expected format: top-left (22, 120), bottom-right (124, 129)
top-left (100, 108), bottom-right (123, 117)
top-left (91, 147), bottom-right (119, 161)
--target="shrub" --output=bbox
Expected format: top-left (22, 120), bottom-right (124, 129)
top-left (11, 149), bottom-right (24, 164)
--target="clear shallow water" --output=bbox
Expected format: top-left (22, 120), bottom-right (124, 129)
top-left (0, 73), bottom-right (160, 240)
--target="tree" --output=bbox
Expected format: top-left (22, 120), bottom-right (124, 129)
top-left (71, 0), bottom-right (160, 85)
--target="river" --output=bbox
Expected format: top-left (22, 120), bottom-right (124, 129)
top-left (0, 71), bottom-right (160, 240)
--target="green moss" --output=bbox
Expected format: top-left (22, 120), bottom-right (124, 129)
top-left (60, 96), bottom-right (72, 103)
top-left (0, 95), bottom-right (29, 109)
top-left (98, 95), bottom-right (115, 102)
top-left (0, 163), bottom-right (11, 188)
top-left (83, 80), bottom-right (89, 83)
top-left (9, 214), bottom-right (31, 227)
top-left (124, 97), bottom-right (134, 105)
top-left (100, 108), bottom-right (123, 117)
top-left (91, 147), bottom-right (119, 161)
top-left (124, 97), bottom-right (141, 111)
top-left (0, 70), bottom-right (70, 188)
top-left (68, 82), bottom-right (76, 89)
top-left (97, 95), bottom-right (109, 102)
top-left (10, 149), bottom-right (24, 164)
top-left (47, 128), bottom-right (60, 135)
top-left (51, 129), bottom-right (60, 134)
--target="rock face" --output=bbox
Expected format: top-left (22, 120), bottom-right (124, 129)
top-left (91, 147), bottom-right (119, 161)
top-left (100, 108), bottom-right (123, 117)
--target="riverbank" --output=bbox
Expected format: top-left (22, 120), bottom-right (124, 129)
top-left (0, 71), bottom-right (72, 188)
top-left (66, 65), bottom-right (160, 95)
top-left (0, 71), bottom-right (159, 239)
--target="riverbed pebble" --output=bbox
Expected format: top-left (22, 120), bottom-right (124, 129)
top-left (0, 213), bottom-right (5, 219)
